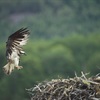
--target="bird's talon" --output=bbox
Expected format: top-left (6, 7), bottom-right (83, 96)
top-left (16, 66), bottom-right (23, 70)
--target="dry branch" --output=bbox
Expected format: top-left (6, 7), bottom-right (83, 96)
top-left (27, 73), bottom-right (100, 100)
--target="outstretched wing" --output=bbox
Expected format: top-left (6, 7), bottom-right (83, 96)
top-left (6, 28), bottom-right (30, 60)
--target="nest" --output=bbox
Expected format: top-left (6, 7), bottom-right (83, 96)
top-left (27, 72), bottom-right (100, 100)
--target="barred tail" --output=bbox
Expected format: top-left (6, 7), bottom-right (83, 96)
top-left (3, 63), bottom-right (15, 75)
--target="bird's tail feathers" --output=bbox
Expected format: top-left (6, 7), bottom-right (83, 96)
top-left (3, 63), bottom-right (15, 75)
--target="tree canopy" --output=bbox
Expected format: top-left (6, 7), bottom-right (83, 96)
top-left (0, 0), bottom-right (100, 100)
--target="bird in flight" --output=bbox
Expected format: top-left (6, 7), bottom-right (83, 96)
top-left (3, 28), bottom-right (30, 75)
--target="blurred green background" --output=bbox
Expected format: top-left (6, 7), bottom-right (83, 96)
top-left (0, 0), bottom-right (100, 100)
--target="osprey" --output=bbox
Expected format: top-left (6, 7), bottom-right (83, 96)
top-left (3, 28), bottom-right (30, 75)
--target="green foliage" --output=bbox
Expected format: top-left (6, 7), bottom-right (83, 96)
top-left (0, 0), bottom-right (100, 39)
top-left (0, 34), bottom-right (100, 100)
top-left (0, 0), bottom-right (100, 100)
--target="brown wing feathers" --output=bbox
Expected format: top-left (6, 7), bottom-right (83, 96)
top-left (8, 28), bottom-right (29, 40)
top-left (6, 28), bottom-right (30, 58)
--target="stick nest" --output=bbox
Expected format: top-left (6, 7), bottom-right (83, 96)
top-left (27, 72), bottom-right (100, 100)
